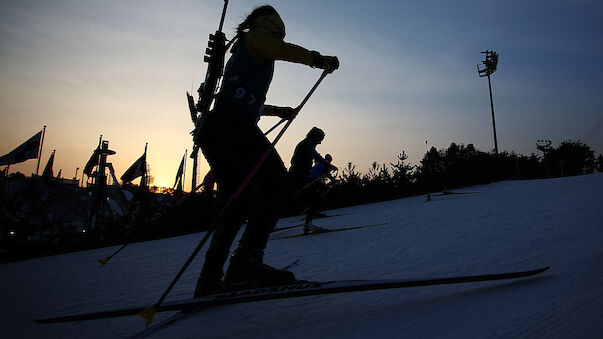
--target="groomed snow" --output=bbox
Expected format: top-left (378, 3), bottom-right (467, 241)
top-left (2, 174), bottom-right (602, 338)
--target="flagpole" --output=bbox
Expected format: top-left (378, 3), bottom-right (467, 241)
top-left (95, 135), bottom-right (102, 185)
top-left (183, 149), bottom-right (187, 192)
top-left (36, 125), bottom-right (47, 176)
top-left (143, 143), bottom-right (148, 188)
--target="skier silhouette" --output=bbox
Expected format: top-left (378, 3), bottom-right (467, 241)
top-left (194, 5), bottom-right (339, 297)
top-left (289, 127), bottom-right (337, 233)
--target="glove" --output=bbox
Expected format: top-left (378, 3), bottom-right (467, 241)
top-left (312, 51), bottom-right (339, 74)
top-left (275, 106), bottom-right (297, 120)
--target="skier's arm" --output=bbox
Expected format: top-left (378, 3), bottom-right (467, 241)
top-left (247, 28), bottom-right (314, 65)
top-left (262, 105), bottom-right (295, 119)
top-left (305, 141), bottom-right (326, 165)
top-left (262, 105), bottom-right (279, 116)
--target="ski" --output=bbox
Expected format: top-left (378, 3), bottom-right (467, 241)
top-left (128, 259), bottom-right (302, 338)
top-left (313, 211), bottom-right (361, 220)
top-left (273, 222), bottom-right (390, 240)
top-left (35, 266), bottom-right (549, 325)
top-left (431, 191), bottom-right (484, 197)
top-left (271, 223), bottom-right (303, 233)
top-left (272, 212), bottom-right (362, 233)
top-left (128, 308), bottom-right (193, 338)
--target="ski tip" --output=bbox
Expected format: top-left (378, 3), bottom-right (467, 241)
top-left (538, 266), bottom-right (550, 273)
top-left (527, 266), bottom-right (550, 276)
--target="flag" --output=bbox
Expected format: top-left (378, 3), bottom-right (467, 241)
top-left (83, 147), bottom-right (101, 176)
top-left (173, 154), bottom-right (186, 190)
top-left (121, 153), bottom-right (146, 183)
top-left (42, 150), bottom-right (55, 178)
top-left (0, 131), bottom-right (42, 166)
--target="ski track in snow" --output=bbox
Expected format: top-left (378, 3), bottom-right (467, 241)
top-left (1, 174), bottom-right (603, 338)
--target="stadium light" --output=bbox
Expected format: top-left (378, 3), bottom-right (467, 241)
top-left (477, 50), bottom-right (500, 154)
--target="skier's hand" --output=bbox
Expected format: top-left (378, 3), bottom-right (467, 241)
top-left (275, 106), bottom-right (297, 120)
top-left (263, 105), bottom-right (297, 120)
top-left (312, 51), bottom-right (339, 74)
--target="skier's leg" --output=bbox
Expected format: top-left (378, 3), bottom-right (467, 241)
top-left (194, 201), bottom-right (245, 297)
top-left (224, 200), bottom-right (295, 289)
top-left (195, 118), bottom-right (249, 296)
top-left (303, 183), bottom-right (327, 233)
top-left (224, 129), bottom-right (296, 288)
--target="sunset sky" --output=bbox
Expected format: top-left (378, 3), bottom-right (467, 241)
top-left (1, 0), bottom-right (602, 190)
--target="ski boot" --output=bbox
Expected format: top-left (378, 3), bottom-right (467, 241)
top-left (194, 274), bottom-right (225, 298)
top-left (223, 250), bottom-right (297, 291)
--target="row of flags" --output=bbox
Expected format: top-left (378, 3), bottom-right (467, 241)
top-left (1, 129), bottom-right (192, 191)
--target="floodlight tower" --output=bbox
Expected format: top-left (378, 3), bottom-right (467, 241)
top-left (477, 50), bottom-right (500, 154)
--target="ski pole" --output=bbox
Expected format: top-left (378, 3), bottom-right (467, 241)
top-left (262, 68), bottom-right (328, 138)
top-left (233, 70), bottom-right (328, 199)
top-left (138, 71), bottom-right (329, 325)
top-left (290, 168), bottom-right (336, 199)
top-left (97, 245), bottom-right (127, 267)
top-left (298, 180), bottom-right (340, 216)
top-left (264, 118), bottom-right (287, 136)
top-left (272, 70), bottom-right (328, 145)
top-left (97, 174), bottom-right (216, 267)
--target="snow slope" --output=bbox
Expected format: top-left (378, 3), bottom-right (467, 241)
top-left (1, 174), bottom-right (602, 338)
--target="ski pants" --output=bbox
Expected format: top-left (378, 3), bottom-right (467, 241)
top-left (198, 107), bottom-right (290, 279)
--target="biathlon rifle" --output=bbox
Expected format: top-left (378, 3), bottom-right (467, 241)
top-left (188, 0), bottom-right (230, 150)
